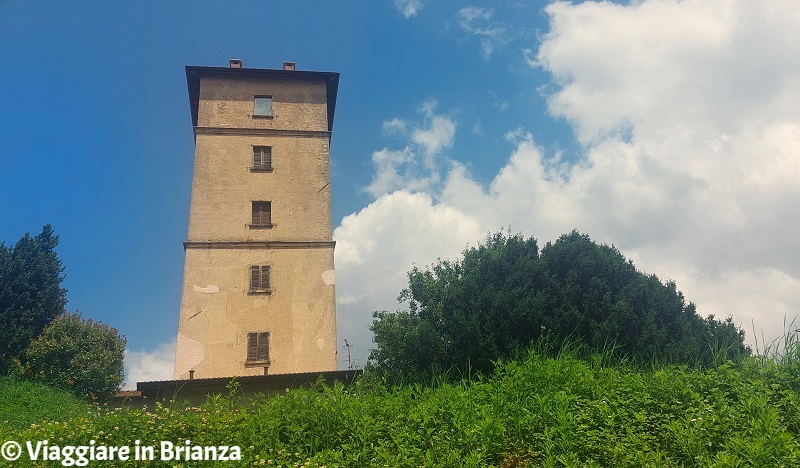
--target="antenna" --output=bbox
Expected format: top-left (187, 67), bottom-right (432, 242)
top-left (344, 339), bottom-right (352, 370)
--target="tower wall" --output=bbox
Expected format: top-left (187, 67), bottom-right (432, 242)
top-left (174, 66), bottom-right (338, 379)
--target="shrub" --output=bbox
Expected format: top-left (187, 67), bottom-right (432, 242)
top-left (22, 311), bottom-right (125, 402)
top-left (371, 230), bottom-right (750, 380)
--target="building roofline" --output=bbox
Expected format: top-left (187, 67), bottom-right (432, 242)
top-left (185, 65), bottom-right (340, 132)
top-left (137, 369), bottom-right (358, 387)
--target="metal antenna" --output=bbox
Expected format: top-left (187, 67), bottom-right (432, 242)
top-left (344, 339), bottom-right (352, 370)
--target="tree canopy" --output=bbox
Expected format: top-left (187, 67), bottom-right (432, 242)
top-left (369, 231), bottom-right (749, 379)
top-left (0, 225), bottom-right (67, 370)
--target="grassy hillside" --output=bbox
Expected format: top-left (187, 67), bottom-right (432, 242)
top-left (5, 347), bottom-right (800, 466)
top-left (0, 376), bottom-right (89, 433)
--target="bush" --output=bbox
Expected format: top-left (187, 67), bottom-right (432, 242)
top-left (22, 311), bottom-right (126, 402)
top-left (370, 230), bottom-right (750, 380)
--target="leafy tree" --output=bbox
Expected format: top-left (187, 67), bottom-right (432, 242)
top-left (0, 225), bottom-right (67, 371)
top-left (369, 230), bottom-right (749, 379)
top-left (22, 311), bottom-right (126, 402)
top-left (368, 310), bottom-right (445, 381)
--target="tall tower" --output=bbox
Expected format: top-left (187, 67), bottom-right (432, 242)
top-left (173, 60), bottom-right (339, 379)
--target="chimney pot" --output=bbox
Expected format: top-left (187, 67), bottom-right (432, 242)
top-left (283, 61), bottom-right (296, 71)
top-left (229, 59), bottom-right (242, 68)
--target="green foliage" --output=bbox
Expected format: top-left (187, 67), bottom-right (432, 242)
top-left (6, 348), bottom-right (800, 466)
top-left (21, 311), bottom-right (126, 402)
top-left (367, 310), bottom-right (446, 382)
top-left (0, 376), bottom-right (88, 432)
top-left (0, 225), bottom-right (68, 371)
top-left (371, 230), bottom-right (750, 380)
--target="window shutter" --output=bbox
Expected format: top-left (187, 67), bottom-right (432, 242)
top-left (254, 97), bottom-right (272, 117)
top-left (257, 332), bottom-right (270, 362)
top-left (250, 265), bottom-right (260, 291)
top-left (252, 204), bottom-right (260, 225)
top-left (246, 333), bottom-right (258, 361)
top-left (264, 147), bottom-right (272, 169)
top-left (260, 266), bottom-right (270, 290)
top-left (251, 202), bottom-right (271, 226)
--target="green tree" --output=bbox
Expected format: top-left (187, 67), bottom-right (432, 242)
top-left (0, 225), bottom-right (67, 371)
top-left (22, 311), bottom-right (126, 402)
top-left (368, 310), bottom-right (445, 381)
top-left (369, 230), bottom-right (749, 380)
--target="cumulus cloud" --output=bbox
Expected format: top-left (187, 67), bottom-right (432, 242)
top-left (334, 192), bottom-right (483, 364)
top-left (411, 115), bottom-right (456, 157)
top-left (365, 101), bottom-right (456, 197)
top-left (457, 6), bottom-right (510, 58)
top-left (395, 0), bottom-right (423, 18)
top-left (123, 340), bottom-right (175, 389)
top-left (334, 0), bottom-right (800, 367)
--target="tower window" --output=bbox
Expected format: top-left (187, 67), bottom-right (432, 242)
top-left (252, 146), bottom-right (272, 171)
top-left (253, 96), bottom-right (272, 117)
top-left (246, 332), bottom-right (270, 363)
top-left (249, 265), bottom-right (271, 293)
top-left (250, 201), bottom-right (272, 228)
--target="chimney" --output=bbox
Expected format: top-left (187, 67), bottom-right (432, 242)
top-left (229, 59), bottom-right (242, 68)
top-left (283, 61), bottom-right (296, 71)
top-left (189, 370), bottom-right (195, 380)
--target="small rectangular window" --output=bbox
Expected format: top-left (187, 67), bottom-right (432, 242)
top-left (251, 201), bottom-right (272, 228)
top-left (253, 96), bottom-right (272, 117)
top-left (246, 331), bottom-right (270, 362)
top-left (253, 146), bottom-right (272, 171)
top-left (249, 265), bottom-right (271, 292)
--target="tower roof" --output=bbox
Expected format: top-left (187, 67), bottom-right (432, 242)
top-left (185, 65), bottom-right (340, 132)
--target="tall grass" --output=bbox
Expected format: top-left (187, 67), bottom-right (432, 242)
top-left (5, 332), bottom-right (800, 466)
top-left (0, 376), bottom-right (89, 433)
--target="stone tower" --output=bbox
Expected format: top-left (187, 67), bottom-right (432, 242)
top-left (173, 60), bottom-right (339, 379)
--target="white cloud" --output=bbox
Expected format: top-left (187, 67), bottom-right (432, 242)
top-left (488, 90), bottom-right (509, 111)
top-left (411, 115), bottom-right (456, 157)
top-left (412, 99), bottom-right (456, 158)
top-left (472, 118), bottom-right (483, 135)
top-left (535, 0), bottom-right (800, 144)
top-left (365, 146), bottom-right (436, 199)
top-left (334, 191), bottom-right (483, 365)
top-left (382, 117), bottom-right (408, 135)
top-left (395, 0), bottom-right (423, 18)
top-left (123, 340), bottom-right (175, 390)
top-left (457, 7), bottom-right (509, 58)
top-left (365, 102), bottom-right (456, 197)
top-left (334, 0), bottom-right (800, 367)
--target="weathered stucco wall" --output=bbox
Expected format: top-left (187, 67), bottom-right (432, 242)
top-left (174, 69), bottom-right (337, 379)
top-left (174, 247), bottom-right (336, 379)
top-left (197, 76), bottom-right (328, 131)
top-left (186, 133), bottom-right (332, 242)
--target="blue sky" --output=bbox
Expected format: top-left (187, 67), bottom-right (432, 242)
top-left (2, 0), bottom-right (799, 387)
